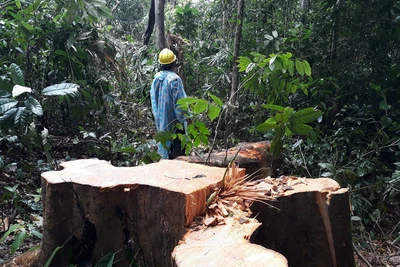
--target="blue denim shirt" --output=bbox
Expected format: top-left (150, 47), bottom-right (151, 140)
top-left (150, 70), bottom-right (188, 159)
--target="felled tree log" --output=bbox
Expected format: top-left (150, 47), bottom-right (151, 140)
top-left (172, 218), bottom-right (288, 267)
top-left (251, 177), bottom-right (355, 267)
top-left (177, 141), bottom-right (281, 177)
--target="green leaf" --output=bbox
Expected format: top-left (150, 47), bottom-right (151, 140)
top-left (208, 105), bottom-right (221, 121)
top-left (0, 108), bottom-right (18, 123)
top-left (193, 100), bottom-right (208, 114)
top-left (95, 253), bottom-right (115, 267)
top-left (11, 231), bottom-right (27, 254)
top-left (16, 0), bottom-right (21, 8)
top-left (44, 246), bottom-right (62, 267)
top-left (262, 104), bottom-right (285, 111)
top-left (42, 83), bottom-right (79, 96)
top-left (287, 60), bottom-right (294, 76)
top-left (237, 57), bottom-right (252, 72)
top-left (21, 22), bottom-right (34, 32)
top-left (193, 136), bottom-right (201, 147)
top-left (295, 59), bottom-right (304, 76)
top-left (155, 131), bottom-right (173, 149)
top-left (0, 224), bottom-right (20, 242)
top-left (291, 108), bottom-right (323, 124)
top-left (24, 96), bottom-right (43, 116)
top-left (209, 94), bottom-right (223, 107)
top-left (288, 123), bottom-right (313, 135)
top-left (195, 121), bottom-right (209, 135)
top-left (9, 63), bottom-right (25, 86)
top-left (97, 6), bottom-right (113, 19)
top-left (256, 122), bottom-right (278, 132)
top-left (303, 60), bottom-right (312, 76)
top-left (118, 147), bottom-right (136, 153)
top-left (0, 99), bottom-right (18, 114)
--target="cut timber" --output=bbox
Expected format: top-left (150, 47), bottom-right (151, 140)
top-left (39, 159), bottom-right (245, 267)
top-left (251, 177), bottom-right (355, 267)
top-left (177, 140), bottom-right (281, 177)
top-left (172, 217), bottom-right (288, 267)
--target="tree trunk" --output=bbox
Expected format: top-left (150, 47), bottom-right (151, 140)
top-left (330, 0), bottom-right (342, 62)
top-left (143, 0), bottom-right (155, 45)
top-left (155, 0), bottom-right (166, 50)
top-left (229, 0), bottom-right (245, 105)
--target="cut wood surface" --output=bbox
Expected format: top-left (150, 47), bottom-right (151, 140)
top-left (38, 158), bottom-right (354, 267)
top-left (172, 217), bottom-right (288, 267)
top-left (251, 176), bottom-right (355, 267)
top-left (39, 159), bottom-right (238, 267)
top-left (177, 140), bottom-right (281, 177)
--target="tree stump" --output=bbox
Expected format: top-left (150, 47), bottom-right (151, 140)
top-left (39, 159), bottom-right (245, 266)
top-left (251, 177), bottom-right (355, 267)
top-left (39, 159), bottom-right (354, 267)
top-left (177, 141), bottom-right (281, 177)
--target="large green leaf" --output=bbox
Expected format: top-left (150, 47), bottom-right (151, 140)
top-left (9, 63), bottom-right (25, 86)
top-left (24, 96), bottom-right (43, 116)
top-left (303, 60), bottom-right (312, 76)
top-left (208, 105), bottom-right (221, 121)
top-left (288, 123), bottom-right (313, 135)
top-left (42, 83), bottom-right (79, 96)
top-left (262, 104), bottom-right (285, 111)
top-left (295, 59), bottom-right (304, 76)
top-left (0, 108), bottom-right (18, 123)
top-left (256, 122), bottom-right (278, 132)
top-left (0, 99), bottom-right (18, 114)
top-left (209, 94), bottom-right (223, 107)
top-left (291, 108), bottom-right (323, 124)
top-left (237, 56), bottom-right (252, 72)
top-left (193, 100), bottom-right (208, 113)
top-left (11, 231), bottom-right (27, 253)
top-left (94, 253), bottom-right (115, 267)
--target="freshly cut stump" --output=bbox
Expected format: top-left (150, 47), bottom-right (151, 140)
top-left (172, 218), bottom-right (288, 267)
top-left (251, 178), bottom-right (355, 267)
top-left (39, 159), bottom-right (247, 267)
top-left (177, 141), bottom-right (281, 177)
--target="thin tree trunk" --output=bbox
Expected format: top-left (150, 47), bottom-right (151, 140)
top-left (155, 0), bottom-right (166, 50)
top-left (330, 0), bottom-right (342, 62)
top-left (229, 0), bottom-right (245, 105)
top-left (143, 0), bottom-right (155, 46)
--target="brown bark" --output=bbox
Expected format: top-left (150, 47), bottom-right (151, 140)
top-left (143, 0), bottom-right (155, 45)
top-left (177, 141), bottom-right (282, 178)
top-left (155, 0), bottom-right (166, 50)
top-left (251, 178), bottom-right (355, 267)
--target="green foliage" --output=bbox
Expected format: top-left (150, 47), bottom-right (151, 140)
top-left (238, 52), bottom-right (313, 105)
top-left (256, 105), bottom-right (322, 155)
top-left (171, 3), bottom-right (200, 39)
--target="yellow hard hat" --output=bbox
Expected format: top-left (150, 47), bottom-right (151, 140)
top-left (158, 48), bottom-right (176, 65)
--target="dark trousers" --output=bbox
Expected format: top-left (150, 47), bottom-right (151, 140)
top-left (169, 129), bottom-right (186, 159)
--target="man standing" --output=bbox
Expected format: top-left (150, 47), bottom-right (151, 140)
top-left (150, 48), bottom-right (191, 159)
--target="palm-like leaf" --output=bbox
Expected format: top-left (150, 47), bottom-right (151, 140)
top-left (42, 83), bottom-right (79, 96)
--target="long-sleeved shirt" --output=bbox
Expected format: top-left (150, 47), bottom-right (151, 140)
top-left (150, 70), bottom-right (189, 159)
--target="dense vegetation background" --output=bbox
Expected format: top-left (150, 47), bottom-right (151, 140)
top-left (0, 0), bottom-right (399, 265)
